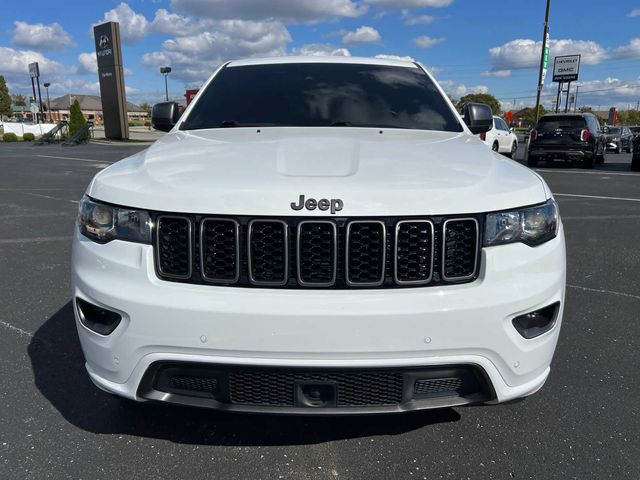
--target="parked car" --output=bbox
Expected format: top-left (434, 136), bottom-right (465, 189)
top-left (603, 126), bottom-right (634, 153)
top-left (632, 135), bottom-right (640, 171)
top-left (527, 113), bottom-right (606, 169)
top-left (628, 126), bottom-right (640, 141)
top-left (72, 56), bottom-right (565, 414)
top-left (479, 115), bottom-right (518, 157)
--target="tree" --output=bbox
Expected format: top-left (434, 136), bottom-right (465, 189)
top-left (0, 76), bottom-right (12, 120)
top-left (68, 99), bottom-right (89, 140)
top-left (139, 102), bottom-right (152, 114)
top-left (12, 93), bottom-right (27, 106)
top-left (617, 110), bottom-right (640, 126)
top-left (458, 93), bottom-right (501, 116)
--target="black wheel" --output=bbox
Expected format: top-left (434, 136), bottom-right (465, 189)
top-left (508, 141), bottom-right (517, 158)
top-left (596, 144), bottom-right (605, 164)
top-left (631, 152), bottom-right (640, 172)
top-left (492, 142), bottom-right (499, 152)
top-left (527, 156), bottom-right (539, 168)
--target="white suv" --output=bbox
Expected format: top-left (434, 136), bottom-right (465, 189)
top-left (479, 115), bottom-right (519, 157)
top-left (72, 57), bottom-right (565, 414)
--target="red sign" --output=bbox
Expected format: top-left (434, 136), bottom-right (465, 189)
top-left (185, 89), bottom-right (199, 105)
top-left (505, 111), bottom-right (513, 122)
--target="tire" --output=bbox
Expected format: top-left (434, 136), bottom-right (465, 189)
top-left (508, 141), bottom-right (517, 158)
top-left (527, 156), bottom-right (539, 168)
top-left (582, 155), bottom-right (594, 169)
top-left (596, 144), bottom-right (605, 164)
top-left (492, 142), bottom-right (499, 152)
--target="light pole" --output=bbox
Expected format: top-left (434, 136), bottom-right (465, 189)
top-left (534, 0), bottom-right (551, 124)
top-left (160, 67), bottom-right (171, 101)
top-left (43, 82), bottom-right (51, 122)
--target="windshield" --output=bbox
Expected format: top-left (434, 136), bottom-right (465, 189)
top-left (536, 116), bottom-right (586, 132)
top-left (603, 127), bottom-right (621, 135)
top-left (630, 127), bottom-right (640, 133)
top-left (181, 63), bottom-right (463, 132)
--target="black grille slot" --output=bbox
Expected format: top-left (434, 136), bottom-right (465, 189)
top-left (248, 220), bottom-right (288, 285)
top-left (297, 221), bottom-right (337, 286)
top-left (156, 216), bottom-right (192, 278)
top-left (346, 221), bottom-right (386, 286)
top-left (200, 219), bottom-right (239, 283)
top-left (395, 220), bottom-right (434, 284)
top-left (442, 219), bottom-right (478, 281)
top-left (228, 370), bottom-right (404, 407)
top-left (414, 377), bottom-right (463, 395)
top-left (169, 375), bottom-right (218, 393)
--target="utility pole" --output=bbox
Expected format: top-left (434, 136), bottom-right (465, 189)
top-left (574, 85), bottom-right (580, 112)
top-left (534, 0), bottom-right (551, 124)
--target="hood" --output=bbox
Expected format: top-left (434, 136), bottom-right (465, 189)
top-left (88, 127), bottom-right (549, 216)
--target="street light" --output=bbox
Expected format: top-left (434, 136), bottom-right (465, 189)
top-left (43, 82), bottom-right (51, 123)
top-left (160, 66), bottom-right (172, 101)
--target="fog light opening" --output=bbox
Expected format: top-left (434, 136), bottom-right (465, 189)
top-left (512, 302), bottom-right (560, 339)
top-left (76, 298), bottom-right (122, 335)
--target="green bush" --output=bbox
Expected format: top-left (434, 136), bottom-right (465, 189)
top-left (144, 120), bottom-right (151, 127)
top-left (22, 132), bottom-right (35, 141)
top-left (3, 132), bottom-right (18, 142)
top-left (68, 99), bottom-right (89, 141)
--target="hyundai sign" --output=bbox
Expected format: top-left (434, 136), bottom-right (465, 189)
top-left (552, 55), bottom-right (581, 82)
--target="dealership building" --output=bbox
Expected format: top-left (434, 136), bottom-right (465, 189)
top-left (45, 94), bottom-right (148, 123)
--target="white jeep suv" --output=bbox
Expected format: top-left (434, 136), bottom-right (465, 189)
top-left (72, 57), bottom-right (565, 414)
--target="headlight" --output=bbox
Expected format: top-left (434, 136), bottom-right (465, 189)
top-left (78, 196), bottom-right (152, 244)
top-left (484, 199), bottom-right (558, 247)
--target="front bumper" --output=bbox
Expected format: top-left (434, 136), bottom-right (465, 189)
top-left (71, 225), bottom-right (566, 413)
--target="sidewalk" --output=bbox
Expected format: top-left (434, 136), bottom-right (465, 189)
top-left (91, 126), bottom-right (164, 145)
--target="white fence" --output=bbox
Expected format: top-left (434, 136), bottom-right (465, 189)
top-left (2, 122), bottom-right (58, 137)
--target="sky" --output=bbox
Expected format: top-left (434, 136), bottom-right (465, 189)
top-left (1, 0), bottom-right (640, 111)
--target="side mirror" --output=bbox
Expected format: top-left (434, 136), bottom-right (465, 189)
top-left (462, 102), bottom-right (493, 135)
top-left (151, 102), bottom-right (180, 132)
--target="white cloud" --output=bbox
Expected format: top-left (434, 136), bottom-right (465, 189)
top-left (342, 26), bottom-right (381, 44)
top-left (628, 9), bottom-right (640, 17)
top-left (481, 69), bottom-right (512, 78)
top-left (439, 79), bottom-right (489, 98)
top-left (611, 38), bottom-right (640, 59)
top-left (364, 0), bottom-right (452, 7)
top-left (141, 20), bottom-right (291, 83)
top-left (413, 35), bottom-right (445, 48)
top-left (292, 44), bottom-right (352, 57)
top-left (150, 8), bottom-right (212, 36)
top-left (402, 13), bottom-right (436, 25)
top-left (374, 54), bottom-right (415, 62)
top-left (78, 52), bottom-right (98, 74)
top-left (487, 38), bottom-right (607, 73)
top-left (170, 0), bottom-right (367, 23)
top-left (0, 46), bottom-right (68, 77)
top-left (95, 3), bottom-right (150, 43)
top-left (12, 21), bottom-right (76, 51)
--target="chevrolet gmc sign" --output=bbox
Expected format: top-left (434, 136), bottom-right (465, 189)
top-left (552, 55), bottom-right (581, 82)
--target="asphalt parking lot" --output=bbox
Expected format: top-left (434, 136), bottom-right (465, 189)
top-left (1, 141), bottom-right (639, 480)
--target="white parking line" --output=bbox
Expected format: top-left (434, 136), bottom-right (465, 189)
top-left (568, 284), bottom-right (640, 301)
top-left (0, 236), bottom-right (70, 244)
top-left (555, 193), bottom-right (640, 203)
top-left (21, 192), bottom-right (79, 204)
top-left (36, 154), bottom-right (112, 164)
top-left (536, 169), bottom-right (639, 177)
